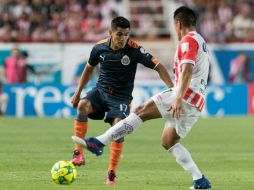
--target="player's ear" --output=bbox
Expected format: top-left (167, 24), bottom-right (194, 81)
top-left (179, 21), bottom-right (183, 30)
top-left (174, 20), bottom-right (179, 28)
top-left (109, 29), bottom-right (112, 36)
top-left (175, 20), bottom-right (181, 29)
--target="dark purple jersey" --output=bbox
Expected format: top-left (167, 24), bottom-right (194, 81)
top-left (88, 38), bottom-right (159, 101)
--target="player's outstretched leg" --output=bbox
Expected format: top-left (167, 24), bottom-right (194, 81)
top-left (189, 175), bottom-right (211, 189)
top-left (72, 136), bottom-right (105, 156)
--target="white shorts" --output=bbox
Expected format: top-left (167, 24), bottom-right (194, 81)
top-left (151, 88), bottom-right (201, 138)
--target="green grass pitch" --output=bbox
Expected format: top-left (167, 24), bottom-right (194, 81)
top-left (0, 116), bottom-right (254, 190)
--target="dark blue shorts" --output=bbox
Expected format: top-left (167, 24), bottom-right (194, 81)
top-left (82, 87), bottom-right (131, 124)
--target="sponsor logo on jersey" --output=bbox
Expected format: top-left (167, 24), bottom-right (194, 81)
top-left (99, 54), bottom-right (105, 61)
top-left (140, 47), bottom-right (146, 54)
top-left (181, 42), bottom-right (189, 53)
top-left (121, 55), bottom-right (130, 65)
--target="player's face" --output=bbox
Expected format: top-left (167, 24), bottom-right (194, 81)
top-left (110, 27), bottom-right (130, 50)
top-left (12, 48), bottom-right (19, 58)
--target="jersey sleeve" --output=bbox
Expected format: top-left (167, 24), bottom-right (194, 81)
top-left (179, 36), bottom-right (199, 65)
top-left (137, 46), bottom-right (159, 69)
top-left (88, 45), bottom-right (100, 66)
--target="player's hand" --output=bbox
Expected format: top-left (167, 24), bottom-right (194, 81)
top-left (71, 93), bottom-right (80, 108)
top-left (168, 98), bottom-right (183, 120)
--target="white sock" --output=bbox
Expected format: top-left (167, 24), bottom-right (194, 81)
top-left (96, 113), bottom-right (143, 145)
top-left (169, 143), bottom-right (202, 180)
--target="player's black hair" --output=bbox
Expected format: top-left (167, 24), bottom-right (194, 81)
top-left (20, 50), bottom-right (29, 58)
top-left (111, 16), bottom-right (130, 30)
top-left (174, 6), bottom-right (197, 27)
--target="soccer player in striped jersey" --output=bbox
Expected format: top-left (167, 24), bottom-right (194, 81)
top-left (73, 6), bottom-right (212, 189)
top-left (71, 16), bottom-right (173, 185)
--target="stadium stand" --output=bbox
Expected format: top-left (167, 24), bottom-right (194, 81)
top-left (0, 0), bottom-right (254, 42)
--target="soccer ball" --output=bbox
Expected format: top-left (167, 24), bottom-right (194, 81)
top-left (51, 160), bottom-right (77, 184)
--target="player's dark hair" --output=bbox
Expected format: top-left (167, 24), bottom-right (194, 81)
top-left (111, 16), bottom-right (130, 30)
top-left (20, 50), bottom-right (29, 58)
top-left (174, 6), bottom-right (196, 27)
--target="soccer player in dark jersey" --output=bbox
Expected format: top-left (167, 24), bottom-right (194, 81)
top-left (71, 16), bottom-right (173, 185)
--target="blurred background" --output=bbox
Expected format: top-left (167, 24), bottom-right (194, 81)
top-left (0, 0), bottom-right (253, 117)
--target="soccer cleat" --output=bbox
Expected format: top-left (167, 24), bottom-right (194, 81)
top-left (72, 136), bottom-right (87, 148)
top-left (189, 175), bottom-right (212, 189)
top-left (71, 150), bottom-right (85, 166)
top-left (106, 170), bottom-right (116, 185)
top-left (72, 136), bottom-right (105, 156)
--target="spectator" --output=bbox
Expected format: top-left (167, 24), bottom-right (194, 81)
top-left (81, 10), bottom-right (105, 41)
top-left (11, 0), bottom-right (32, 18)
top-left (3, 48), bottom-right (38, 83)
top-left (16, 13), bottom-right (31, 41)
top-left (20, 50), bottom-right (37, 75)
top-left (19, 50), bottom-right (50, 83)
top-left (200, 8), bottom-right (225, 42)
top-left (228, 53), bottom-right (251, 83)
top-left (0, 0), bottom-right (254, 42)
top-left (0, 81), bottom-right (8, 115)
top-left (4, 48), bottom-right (24, 83)
top-left (232, 2), bottom-right (253, 40)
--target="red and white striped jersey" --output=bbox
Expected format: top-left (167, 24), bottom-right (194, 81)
top-left (174, 31), bottom-right (210, 111)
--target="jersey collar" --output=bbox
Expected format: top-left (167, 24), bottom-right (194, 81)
top-left (106, 38), bottom-right (111, 47)
top-left (187, 31), bottom-right (197, 35)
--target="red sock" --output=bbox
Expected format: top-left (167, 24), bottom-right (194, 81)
top-left (108, 141), bottom-right (124, 173)
top-left (74, 120), bottom-right (87, 154)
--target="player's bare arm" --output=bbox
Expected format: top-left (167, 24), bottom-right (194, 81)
top-left (71, 64), bottom-right (95, 108)
top-left (154, 63), bottom-right (174, 88)
top-left (168, 63), bottom-right (193, 119)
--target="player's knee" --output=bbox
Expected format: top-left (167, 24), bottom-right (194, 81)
top-left (77, 100), bottom-right (92, 115)
top-left (77, 101), bottom-right (85, 113)
top-left (112, 118), bottom-right (122, 125)
top-left (162, 142), bottom-right (171, 150)
top-left (161, 139), bottom-right (179, 150)
top-left (136, 104), bottom-right (151, 121)
top-left (133, 105), bottom-right (144, 114)
top-left (134, 105), bottom-right (149, 121)
top-left (162, 142), bottom-right (175, 150)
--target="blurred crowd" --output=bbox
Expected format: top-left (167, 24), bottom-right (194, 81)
top-left (0, 0), bottom-right (254, 42)
top-left (129, 0), bottom-right (168, 39)
top-left (0, 0), bottom-right (125, 42)
top-left (182, 0), bottom-right (254, 42)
